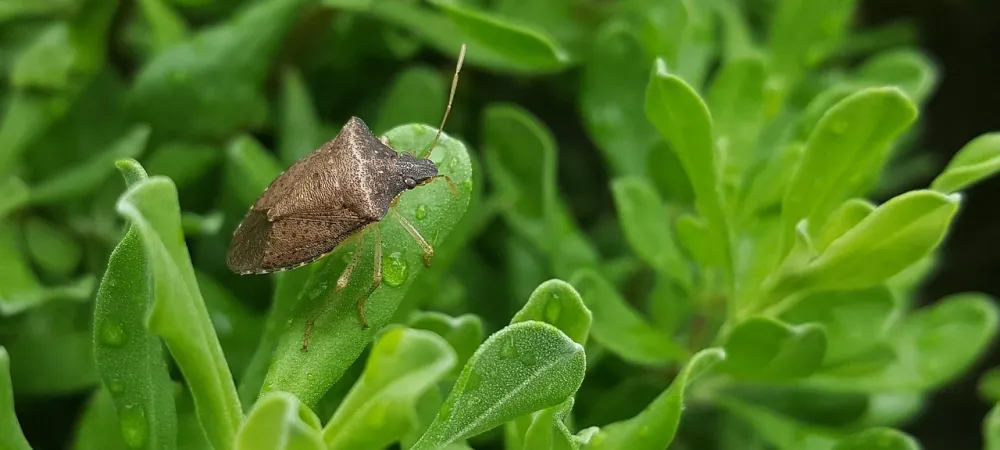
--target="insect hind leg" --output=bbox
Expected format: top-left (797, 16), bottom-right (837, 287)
top-left (302, 231), bottom-right (366, 351)
top-left (357, 225), bottom-right (383, 330)
top-left (391, 208), bottom-right (434, 267)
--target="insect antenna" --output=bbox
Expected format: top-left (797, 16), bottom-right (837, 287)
top-left (418, 43), bottom-right (467, 159)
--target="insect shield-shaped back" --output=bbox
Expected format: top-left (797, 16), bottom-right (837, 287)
top-left (225, 117), bottom-right (436, 274)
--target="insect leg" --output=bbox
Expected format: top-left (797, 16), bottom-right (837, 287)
top-left (391, 207), bottom-right (434, 267)
top-left (380, 136), bottom-right (392, 148)
top-left (356, 225), bottom-right (383, 330)
top-left (302, 231), bottom-right (366, 350)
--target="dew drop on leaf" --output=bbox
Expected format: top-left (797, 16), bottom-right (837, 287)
top-left (465, 369), bottom-right (483, 392)
top-left (463, 179), bottom-right (473, 192)
top-left (383, 251), bottom-right (409, 287)
top-left (500, 336), bottom-right (517, 360)
top-left (448, 157), bottom-right (459, 171)
top-left (545, 294), bottom-right (562, 323)
top-left (99, 322), bottom-right (125, 347)
top-left (518, 352), bottom-right (538, 367)
top-left (831, 120), bottom-right (848, 134)
top-left (415, 204), bottom-right (428, 221)
top-left (108, 379), bottom-right (124, 394)
top-left (119, 404), bottom-right (148, 448)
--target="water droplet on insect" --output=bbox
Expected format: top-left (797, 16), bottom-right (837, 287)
top-left (500, 337), bottom-right (517, 360)
top-left (108, 379), bottom-right (124, 394)
top-left (545, 295), bottom-right (562, 323)
top-left (415, 204), bottom-right (428, 221)
top-left (119, 405), bottom-right (148, 448)
top-left (383, 252), bottom-right (408, 287)
top-left (99, 322), bottom-right (125, 347)
top-left (463, 179), bottom-right (473, 192)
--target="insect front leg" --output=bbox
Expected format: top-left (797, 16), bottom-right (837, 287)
top-left (391, 208), bottom-right (434, 267)
top-left (357, 225), bottom-right (383, 330)
top-left (302, 232), bottom-right (366, 350)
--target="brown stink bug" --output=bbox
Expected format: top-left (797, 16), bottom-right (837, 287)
top-left (225, 44), bottom-right (467, 349)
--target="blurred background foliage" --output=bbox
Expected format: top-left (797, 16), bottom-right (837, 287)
top-left (1, 0), bottom-right (999, 449)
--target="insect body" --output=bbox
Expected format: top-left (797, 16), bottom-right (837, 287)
top-left (225, 44), bottom-right (466, 349)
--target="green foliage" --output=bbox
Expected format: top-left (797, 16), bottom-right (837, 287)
top-left (0, 0), bottom-right (997, 449)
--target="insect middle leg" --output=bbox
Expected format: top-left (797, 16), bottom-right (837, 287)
top-left (391, 207), bottom-right (434, 267)
top-left (302, 231), bottom-right (366, 350)
top-left (356, 225), bottom-right (383, 330)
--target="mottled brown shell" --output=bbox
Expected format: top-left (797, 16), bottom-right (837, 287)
top-left (226, 117), bottom-right (412, 274)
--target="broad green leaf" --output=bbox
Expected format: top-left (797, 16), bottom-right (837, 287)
top-left (225, 134), bottom-right (284, 207)
top-left (772, 190), bottom-right (958, 298)
top-left (408, 311), bottom-right (484, 377)
top-left (116, 175), bottom-right (241, 450)
top-left (482, 104), bottom-right (599, 278)
top-left (128, 0), bottom-right (310, 139)
top-left (71, 388), bottom-right (129, 450)
top-left (23, 216), bottom-right (82, 276)
top-left (236, 392), bottom-right (324, 450)
top-left (647, 141), bottom-right (695, 205)
top-left (278, 67), bottom-right (324, 165)
top-left (262, 124), bottom-right (472, 407)
top-left (30, 125), bottom-right (151, 205)
top-left (93, 159), bottom-right (176, 450)
top-left (813, 293), bottom-right (999, 391)
top-left (570, 269), bottom-right (686, 365)
top-left (0, 177), bottom-right (29, 220)
top-left (781, 88), bottom-right (917, 254)
top-left (143, 142), bottom-right (221, 189)
top-left (611, 176), bottom-right (691, 290)
top-left (511, 279), bottom-right (592, 346)
top-left (6, 303), bottom-right (100, 395)
top-left (373, 66), bottom-right (446, 136)
top-left (723, 317), bottom-right (826, 380)
top-left (813, 199), bottom-right (875, 253)
top-left (636, 0), bottom-right (715, 88)
top-left (708, 55), bottom-right (766, 179)
top-left (781, 287), bottom-right (894, 366)
top-left (586, 348), bottom-right (726, 450)
top-left (832, 428), bottom-right (919, 450)
top-left (767, 0), bottom-right (857, 92)
top-left (429, 0), bottom-right (569, 71)
top-left (712, 0), bottom-right (756, 62)
top-left (580, 21), bottom-right (656, 176)
top-left (136, 0), bottom-right (189, 55)
top-left (492, 0), bottom-right (590, 58)
top-left (519, 397), bottom-right (576, 450)
top-left (674, 214), bottom-right (720, 268)
top-left (854, 48), bottom-right (938, 105)
top-left (720, 397), bottom-right (842, 450)
top-left (981, 368), bottom-right (1000, 404)
top-left (181, 212), bottom-right (224, 236)
top-left (987, 403), bottom-right (1000, 450)
top-left (322, 327), bottom-right (457, 449)
top-left (410, 321), bottom-right (586, 449)
top-left (931, 133), bottom-right (1000, 194)
top-left (0, 347), bottom-right (31, 450)
top-left (0, 90), bottom-right (72, 175)
top-left (0, 221), bottom-right (93, 315)
top-left (645, 60), bottom-right (730, 278)
top-left (740, 143), bottom-right (803, 217)
top-left (196, 271), bottom-right (264, 376)
top-left (648, 275), bottom-right (693, 335)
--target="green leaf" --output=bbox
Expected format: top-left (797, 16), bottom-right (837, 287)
top-left (813, 199), bottom-right (876, 253)
top-left (987, 403), bottom-right (1000, 450)
top-left (142, 142), bottom-right (222, 189)
top-left (278, 67), bottom-right (325, 165)
top-left (429, 0), bottom-right (569, 71)
top-left (373, 66), bottom-right (447, 136)
top-left (580, 21), bottom-right (656, 176)
top-left (262, 123), bottom-right (473, 407)
top-left (636, 0), bottom-right (716, 88)
top-left (611, 176), bottom-right (691, 290)
top-left (408, 311), bottom-right (484, 376)
top-left (854, 48), bottom-right (938, 105)
top-left (93, 160), bottom-right (176, 450)
top-left (723, 317), bottom-right (826, 381)
top-left (570, 269), bottom-right (686, 365)
top-left (196, 271), bottom-right (264, 376)
top-left (781, 88), bottom-right (917, 254)
top-left (707, 55), bottom-right (766, 179)
top-left (832, 428), bottom-right (919, 450)
top-left (813, 293), bottom-right (999, 391)
top-left (0, 221), bottom-right (93, 316)
top-left (767, 0), bottom-right (857, 91)
top-left (225, 134), bottom-right (284, 207)
top-left (645, 60), bottom-right (730, 277)
top-left (322, 327), bottom-right (457, 449)
top-left (931, 133), bottom-right (1000, 194)
top-left (0, 347), bottom-right (31, 450)
top-left (772, 190), bottom-right (959, 299)
top-left (30, 124), bottom-right (151, 205)
top-left (519, 397), bottom-right (577, 450)
top-left (0, 177), bottom-right (29, 221)
top-left (981, 368), bottom-right (1000, 404)
top-left (23, 216), bottom-right (82, 276)
top-left (781, 287), bottom-right (895, 367)
top-left (0, 0), bottom-right (73, 23)
top-left (136, 0), bottom-right (189, 55)
top-left (647, 141), bottom-right (695, 205)
top-left (586, 348), bottom-right (726, 450)
top-left (116, 174), bottom-right (241, 450)
top-left (411, 321), bottom-right (586, 449)
top-left (128, 0), bottom-right (310, 139)
top-left (236, 392), bottom-right (324, 450)
top-left (740, 143), bottom-right (803, 217)
top-left (719, 397), bottom-right (842, 450)
top-left (71, 388), bottom-right (129, 450)
top-left (511, 279), bottom-right (592, 346)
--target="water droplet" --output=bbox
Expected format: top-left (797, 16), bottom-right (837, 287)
top-left (831, 120), bottom-right (848, 134)
top-left (448, 157), bottom-right (459, 170)
top-left (415, 126), bottom-right (427, 135)
top-left (383, 251), bottom-right (408, 287)
top-left (518, 352), bottom-right (537, 367)
top-left (463, 179), bottom-right (473, 192)
top-left (108, 379), bottom-right (124, 394)
top-left (262, 381), bottom-right (273, 392)
top-left (465, 370), bottom-right (483, 392)
top-left (415, 204), bottom-right (428, 221)
top-left (500, 337), bottom-right (517, 360)
top-left (99, 322), bottom-right (125, 347)
top-left (545, 295), bottom-right (562, 323)
top-left (341, 250), bottom-right (354, 264)
top-left (119, 405), bottom-right (148, 448)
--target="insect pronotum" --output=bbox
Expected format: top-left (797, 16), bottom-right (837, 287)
top-left (225, 44), bottom-right (467, 350)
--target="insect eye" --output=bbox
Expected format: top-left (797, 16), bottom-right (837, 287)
top-left (404, 177), bottom-right (417, 188)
